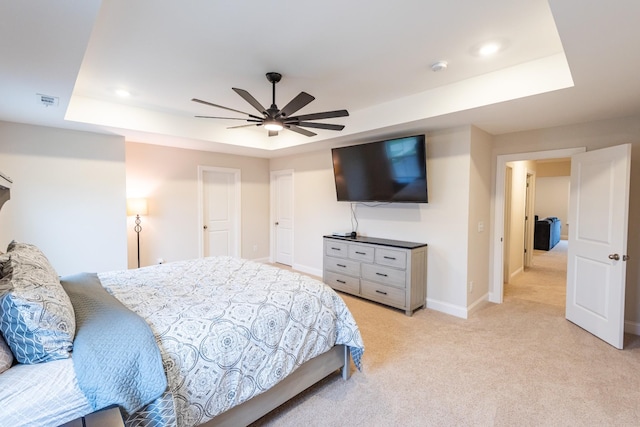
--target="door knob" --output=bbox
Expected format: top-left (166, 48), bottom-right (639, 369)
top-left (275, 222), bottom-right (279, 225)
top-left (608, 253), bottom-right (620, 261)
top-left (204, 225), bottom-right (208, 230)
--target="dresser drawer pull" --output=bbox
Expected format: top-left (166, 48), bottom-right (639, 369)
top-left (336, 279), bottom-right (346, 284)
top-left (375, 290), bottom-right (388, 295)
top-left (337, 263), bottom-right (347, 268)
top-left (383, 256), bottom-right (397, 260)
top-left (331, 247), bottom-right (342, 251)
top-left (355, 251), bottom-right (366, 255)
top-left (376, 272), bottom-right (388, 277)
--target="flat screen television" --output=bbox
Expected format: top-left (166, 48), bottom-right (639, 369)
top-left (331, 134), bottom-right (428, 203)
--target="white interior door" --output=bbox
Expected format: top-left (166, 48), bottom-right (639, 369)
top-left (201, 167), bottom-right (240, 258)
top-left (272, 170), bottom-right (293, 266)
top-left (566, 144), bottom-right (631, 349)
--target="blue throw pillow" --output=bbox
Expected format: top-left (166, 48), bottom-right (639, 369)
top-left (0, 242), bottom-right (75, 364)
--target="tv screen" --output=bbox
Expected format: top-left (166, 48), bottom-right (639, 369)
top-left (331, 134), bottom-right (428, 203)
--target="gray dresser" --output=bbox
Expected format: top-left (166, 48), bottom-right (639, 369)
top-left (323, 235), bottom-right (427, 316)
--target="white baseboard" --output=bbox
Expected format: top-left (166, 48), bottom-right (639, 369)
top-left (467, 293), bottom-right (490, 315)
top-left (292, 263), bottom-right (323, 278)
top-left (509, 266), bottom-right (523, 282)
top-left (624, 320), bottom-right (640, 336)
top-left (426, 298), bottom-right (468, 319)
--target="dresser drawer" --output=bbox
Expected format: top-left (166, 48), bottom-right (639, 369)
top-left (324, 256), bottom-right (360, 277)
top-left (348, 244), bottom-right (374, 263)
top-left (375, 247), bottom-right (407, 269)
top-left (361, 280), bottom-right (405, 307)
top-left (361, 263), bottom-right (406, 288)
top-left (324, 271), bottom-right (359, 294)
top-left (325, 241), bottom-right (349, 258)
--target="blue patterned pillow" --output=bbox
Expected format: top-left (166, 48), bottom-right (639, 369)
top-left (0, 242), bottom-right (76, 364)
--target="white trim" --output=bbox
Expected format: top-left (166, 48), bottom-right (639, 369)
top-left (624, 320), bottom-right (640, 336)
top-left (468, 293), bottom-right (491, 316)
top-left (490, 147), bottom-right (585, 303)
top-left (270, 169), bottom-right (294, 264)
top-left (292, 264), bottom-right (323, 278)
top-left (197, 165), bottom-right (242, 258)
top-left (426, 298), bottom-right (468, 319)
top-left (510, 266), bottom-right (523, 282)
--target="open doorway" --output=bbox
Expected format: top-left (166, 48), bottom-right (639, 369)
top-left (504, 159), bottom-right (570, 307)
top-left (490, 147), bottom-right (584, 304)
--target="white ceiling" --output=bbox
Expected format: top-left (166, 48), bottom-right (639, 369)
top-left (1, 1), bottom-right (640, 158)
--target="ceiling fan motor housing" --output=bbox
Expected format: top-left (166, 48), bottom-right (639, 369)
top-left (266, 72), bottom-right (282, 84)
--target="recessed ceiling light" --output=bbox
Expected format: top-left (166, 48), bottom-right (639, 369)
top-left (479, 42), bottom-right (501, 56)
top-left (115, 89), bottom-right (131, 98)
top-left (471, 39), bottom-right (508, 57)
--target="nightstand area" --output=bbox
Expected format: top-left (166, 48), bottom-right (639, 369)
top-left (60, 406), bottom-right (125, 427)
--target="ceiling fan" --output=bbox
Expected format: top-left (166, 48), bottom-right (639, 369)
top-left (192, 72), bottom-right (349, 137)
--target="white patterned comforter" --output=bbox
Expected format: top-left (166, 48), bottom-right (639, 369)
top-left (98, 257), bottom-right (364, 427)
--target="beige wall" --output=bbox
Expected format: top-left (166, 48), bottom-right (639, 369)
top-left (467, 126), bottom-right (493, 307)
top-left (125, 142), bottom-right (270, 268)
top-left (535, 176), bottom-right (570, 239)
top-left (493, 115), bottom-right (640, 329)
top-left (0, 121), bottom-right (127, 275)
top-left (537, 159), bottom-right (570, 177)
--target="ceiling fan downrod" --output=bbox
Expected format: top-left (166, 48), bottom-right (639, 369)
top-left (266, 72), bottom-right (281, 113)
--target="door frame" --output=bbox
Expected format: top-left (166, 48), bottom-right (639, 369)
top-left (524, 171), bottom-right (535, 268)
top-left (197, 165), bottom-right (241, 258)
top-left (490, 147), bottom-right (585, 303)
top-left (270, 169), bottom-right (294, 264)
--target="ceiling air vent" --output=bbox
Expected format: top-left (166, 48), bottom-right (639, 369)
top-left (36, 93), bottom-right (59, 107)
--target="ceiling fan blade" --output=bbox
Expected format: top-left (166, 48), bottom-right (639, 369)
top-left (286, 125), bottom-right (316, 137)
top-left (296, 121), bottom-right (345, 131)
top-left (227, 123), bottom-right (262, 129)
top-left (191, 98), bottom-right (262, 119)
top-left (278, 92), bottom-right (315, 118)
top-left (285, 109), bottom-right (349, 122)
top-left (232, 88), bottom-right (267, 115)
top-left (195, 116), bottom-right (262, 122)
top-left (268, 130), bottom-right (279, 137)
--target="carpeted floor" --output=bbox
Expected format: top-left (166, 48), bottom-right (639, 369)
top-left (254, 243), bottom-right (640, 426)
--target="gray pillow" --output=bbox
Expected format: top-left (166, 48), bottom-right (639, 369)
top-left (0, 242), bottom-right (76, 364)
top-left (0, 333), bottom-right (13, 373)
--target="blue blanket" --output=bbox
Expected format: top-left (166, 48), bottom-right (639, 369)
top-left (61, 273), bottom-right (167, 416)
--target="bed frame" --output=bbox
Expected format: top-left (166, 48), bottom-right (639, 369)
top-left (62, 345), bottom-right (350, 427)
top-left (202, 345), bottom-right (350, 426)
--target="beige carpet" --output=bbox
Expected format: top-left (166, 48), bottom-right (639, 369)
top-left (254, 246), bottom-right (640, 426)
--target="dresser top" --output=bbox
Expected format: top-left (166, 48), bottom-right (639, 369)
top-left (324, 235), bottom-right (427, 249)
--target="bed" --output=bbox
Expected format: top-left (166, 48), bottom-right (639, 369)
top-left (0, 240), bottom-right (364, 427)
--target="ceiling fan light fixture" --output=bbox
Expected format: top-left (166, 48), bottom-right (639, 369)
top-left (264, 120), bottom-right (283, 131)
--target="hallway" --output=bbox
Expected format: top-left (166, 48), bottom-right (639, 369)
top-left (504, 240), bottom-right (568, 309)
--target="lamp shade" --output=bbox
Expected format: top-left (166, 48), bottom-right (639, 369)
top-left (127, 198), bottom-right (148, 216)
